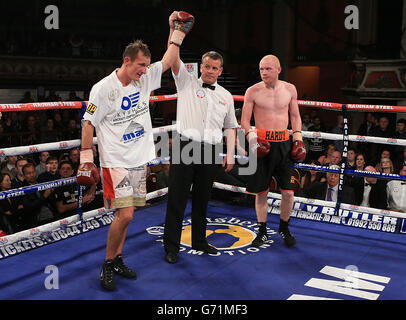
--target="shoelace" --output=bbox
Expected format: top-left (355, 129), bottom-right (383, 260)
top-left (103, 263), bottom-right (114, 282)
top-left (279, 229), bottom-right (292, 239)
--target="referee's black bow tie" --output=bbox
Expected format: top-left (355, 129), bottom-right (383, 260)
top-left (202, 83), bottom-right (215, 90)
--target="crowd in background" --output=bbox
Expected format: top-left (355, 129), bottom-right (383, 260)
top-left (1, 91), bottom-right (406, 236)
top-left (215, 110), bottom-right (406, 214)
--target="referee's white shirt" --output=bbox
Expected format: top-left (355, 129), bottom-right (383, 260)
top-left (172, 61), bottom-right (238, 145)
top-left (387, 180), bottom-right (406, 212)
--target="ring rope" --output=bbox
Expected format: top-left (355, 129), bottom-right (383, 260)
top-left (0, 156), bottom-right (170, 200)
top-left (0, 186), bottom-right (169, 250)
top-left (2, 129), bottom-right (404, 158)
top-left (213, 182), bottom-right (406, 220)
top-left (0, 125), bottom-right (176, 157)
top-left (1, 96), bottom-right (406, 113)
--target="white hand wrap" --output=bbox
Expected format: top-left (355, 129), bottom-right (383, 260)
top-left (170, 30), bottom-right (185, 46)
top-left (292, 131), bottom-right (303, 142)
top-left (246, 130), bottom-right (258, 143)
top-left (80, 149), bottom-right (94, 164)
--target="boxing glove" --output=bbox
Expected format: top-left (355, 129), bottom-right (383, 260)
top-left (247, 130), bottom-right (271, 158)
top-left (291, 139), bottom-right (306, 163)
top-left (77, 149), bottom-right (100, 186)
top-left (170, 11), bottom-right (195, 46)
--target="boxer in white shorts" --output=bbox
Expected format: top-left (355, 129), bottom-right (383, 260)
top-left (78, 11), bottom-right (194, 290)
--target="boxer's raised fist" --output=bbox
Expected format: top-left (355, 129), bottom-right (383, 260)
top-left (174, 11), bottom-right (194, 34)
top-left (76, 162), bottom-right (100, 186)
top-left (170, 11), bottom-right (194, 46)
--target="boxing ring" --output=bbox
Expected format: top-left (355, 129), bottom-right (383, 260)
top-left (0, 95), bottom-right (406, 302)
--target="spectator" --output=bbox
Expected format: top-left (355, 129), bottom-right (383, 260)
top-left (345, 147), bottom-right (357, 169)
top-left (357, 112), bottom-right (378, 137)
top-left (11, 157), bottom-right (28, 189)
top-left (330, 150), bottom-right (342, 165)
top-left (394, 146), bottom-right (406, 173)
top-left (355, 152), bottom-right (367, 171)
top-left (38, 156), bottom-right (60, 183)
top-left (368, 116), bottom-right (396, 165)
top-left (1, 155), bottom-right (18, 180)
top-left (54, 161), bottom-right (95, 219)
top-left (20, 163), bottom-right (54, 227)
top-left (19, 91), bottom-right (32, 103)
top-left (22, 114), bottom-right (40, 145)
top-left (41, 118), bottom-right (60, 143)
top-left (299, 160), bottom-right (325, 189)
top-left (356, 112), bottom-right (378, 158)
top-left (378, 157), bottom-right (394, 175)
top-left (52, 112), bottom-right (65, 131)
top-left (300, 164), bottom-right (355, 204)
top-left (351, 165), bottom-right (388, 209)
top-left (306, 115), bottom-right (327, 162)
top-left (63, 119), bottom-right (80, 140)
top-left (301, 113), bottom-right (312, 131)
top-left (395, 118), bottom-right (406, 159)
top-left (68, 148), bottom-right (80, 174)
top-left (318, 143), bottom-right (336, 165)
top-left (386, 165), bottom-right (406, 212)
top-left (395, 118), bottom-right (406, 139)
top-left (35, 151), bottom-right (50, 176)
top-left (45, 90), bottom-right (61, 102)
top-left (68, 90), bottom-right (82, 101)
top-left (0, 173), bottom-right (24, 234)
top-left (330, 114), bottom-right (345, 153)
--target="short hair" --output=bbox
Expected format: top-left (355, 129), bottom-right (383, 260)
top-left (58, 160), bottom-right (73, 170)
top-left (46, 156), bottom-right (58, 164)
top-left (201, 51), bottom-right (223, 67)
top-left (327, 164), bottom-right (340, 176)
top-left (122, 40), bottom-right (151, 61)
top-left (22, 163), bottom-right (35, 175)
top-left (397, 118), bottom-right (406, 125)
top-left (16, 157), bottom-right (28, 167)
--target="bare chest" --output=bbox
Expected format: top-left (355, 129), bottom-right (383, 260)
top-left (254, 87), bottom-right (291, 111)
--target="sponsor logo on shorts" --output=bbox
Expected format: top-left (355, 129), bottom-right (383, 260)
top-left (121, 121), bottom-right (145, 144)
top-left (86, 103), bottom-right (97, 115)
top-left (147, 217), bottom-right (276, 256)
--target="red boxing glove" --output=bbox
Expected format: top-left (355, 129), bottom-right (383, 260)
top-left (251, 138), bottom-right (271, 158)
top-left (170, 11), bottom-right (195, 46)
top-left (174, 11), bottom-right (195, 34)
top-left (76, 162), bottom-right (100, 186)
top-left (291, 140), bottom-right (306, 162)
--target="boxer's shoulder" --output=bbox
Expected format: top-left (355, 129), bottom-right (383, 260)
top-left (280, 80), bottom-right (297, 93)
top-left (245, 82), bottom-right (263, 97)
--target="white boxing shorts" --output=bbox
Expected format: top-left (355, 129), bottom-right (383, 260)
top-left (101, 165), bottom-right (147, 209)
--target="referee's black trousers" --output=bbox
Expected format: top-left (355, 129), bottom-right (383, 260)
top-left (163, 138), bottom-right (221, 254)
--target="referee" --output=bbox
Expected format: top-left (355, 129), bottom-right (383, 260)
top-left (163, 12), bottom-right (238, 264)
